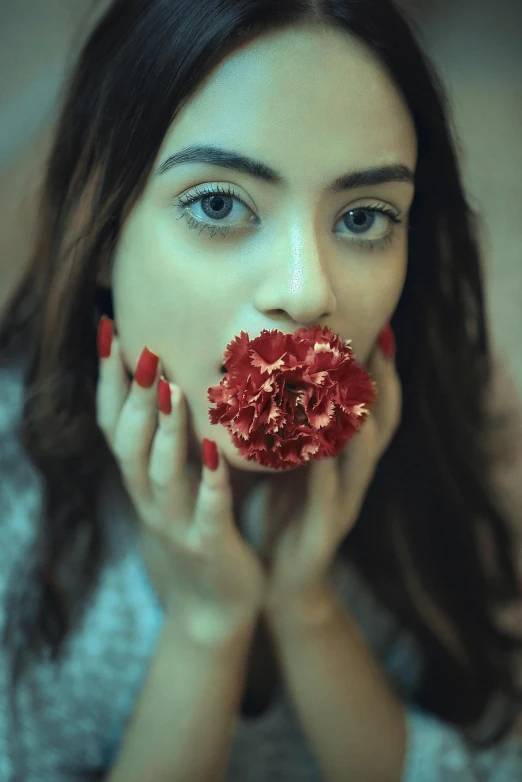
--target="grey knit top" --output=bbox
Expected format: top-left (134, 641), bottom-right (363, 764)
top-left (1, 343), bottom-right (521, 781)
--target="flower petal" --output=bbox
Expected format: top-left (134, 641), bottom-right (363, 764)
top-left (207, 327), bottom-right (378, 470)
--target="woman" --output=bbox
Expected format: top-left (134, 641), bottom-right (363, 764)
top-left (1, 0), bottom-right (521, 779)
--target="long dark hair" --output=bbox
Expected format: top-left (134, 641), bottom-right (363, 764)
top-left (2, 0), bottom-right (521, 773)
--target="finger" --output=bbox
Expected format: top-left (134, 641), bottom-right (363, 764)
top-left (290, 456), bottom-right (344, 562)
top-left (332, 406), bottom-right (379, 513)
top-left (96, 327), bottom-right (130, 443)
top-left (110, 342), bottom-right (163, 507)
top-left (366, 342), bottom-right (402, 457)
top-left (97, 331), bottom-right (158, 512)
top-left (306, 455), bottom-right (339, 520)
top-left (148, 380), bottom-right (195, 521)
top-left (189, 445), bottom-right (236, 546)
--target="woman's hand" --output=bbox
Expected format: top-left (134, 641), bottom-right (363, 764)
top-left (96, 317), bottom-right (267, 646)
top-left (259, 335), bottom-right (402, 614)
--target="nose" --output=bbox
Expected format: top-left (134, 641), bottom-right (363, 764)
top-left (254, 224), bottom-right (337, 326)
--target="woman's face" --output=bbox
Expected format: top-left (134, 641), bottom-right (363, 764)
top-left (108, 24), bottom-right (417, 482)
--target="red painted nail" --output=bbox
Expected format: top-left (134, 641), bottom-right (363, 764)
top-left (378, 324), bottom-right (396, 361)
top-left (202, 439), bottom-right (219, 471)
top-left (157, 377), bottom-right (172, 415)
top-left (97, 315), bottom-right (113, 359)
top-left (135, 346), bottom-right (159, 388)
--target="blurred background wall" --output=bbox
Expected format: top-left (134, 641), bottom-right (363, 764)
top-left (0, 0), bottom-right (107, 317)
top-left (0, 0), bottom-right (521, 387)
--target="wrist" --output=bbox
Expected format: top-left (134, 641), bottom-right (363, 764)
top-left (265, 584), bottom-right (338, 636)
top-left (164, 605), bottom-right (260, 652)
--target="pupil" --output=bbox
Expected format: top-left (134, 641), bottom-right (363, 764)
top-left (203, 194), bottom-right (233, 220)
top-left (209, 196), bottom-right (224, 211)
top-left (345, 209), bottom-right (375, 234)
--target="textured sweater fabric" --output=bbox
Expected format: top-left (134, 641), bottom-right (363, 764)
top-left (1, 342), bottom-right (522, 781)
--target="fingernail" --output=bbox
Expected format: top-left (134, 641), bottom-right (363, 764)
top-left (378, 324), bottom-right (396, 361)
top-left (157, 377), bottom-right (172, 415)
top-left (202, 438), bottom-right (219, 471)
top-left (97, 315), bottom-right (113, 359)
top-left (135, 346), bottom-right (159, 388)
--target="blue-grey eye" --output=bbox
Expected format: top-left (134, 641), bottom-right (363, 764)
top-left (175, 182), bottom-right (403, 250)
top-left (343, 209), bottom-right (378, 234)
top-left (200, 194), bottom-right (234, 221)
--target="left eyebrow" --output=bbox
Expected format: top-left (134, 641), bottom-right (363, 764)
top-left (154, 144), bottom-right (415, 193)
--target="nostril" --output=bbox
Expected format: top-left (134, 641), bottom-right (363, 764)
top-left (220, 365), bottom-right (228, 374)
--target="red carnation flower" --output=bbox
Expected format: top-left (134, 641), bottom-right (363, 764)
top-left (207, 325), bottom-right (378, 471)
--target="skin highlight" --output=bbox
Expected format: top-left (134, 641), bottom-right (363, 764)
top-left (100, 25), bottom-right (418, 520)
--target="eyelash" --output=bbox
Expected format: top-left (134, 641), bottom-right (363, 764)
top-left (174, 183), bottom-right (404, 251)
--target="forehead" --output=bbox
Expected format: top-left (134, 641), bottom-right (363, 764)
top-left (159, 26), bottom-right (417, 179)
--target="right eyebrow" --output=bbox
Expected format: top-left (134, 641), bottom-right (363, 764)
top-left (155, 144), bottom-right (415, 193)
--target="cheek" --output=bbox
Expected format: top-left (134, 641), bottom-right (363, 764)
top-left (347, 257), bottom-right (406, 365)
top-left (392, 246), bottom-right (409, 299)
top-left (370, 247), bottom-right (408, 315)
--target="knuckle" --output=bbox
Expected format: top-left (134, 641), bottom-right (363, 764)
top-left (194, 512), bottom-right (228, 544)
top-left (149, 434), bottom-right (180, 486)
top-left (147, 513), bottom-right (184, 553)
top-left (151, 424), bottom-right (176, 454)
top-left (110, 429), bottom-right (126, 457)
top-left (116, 451), bottom-right (142, 475)
top-left (186, 530), bottom-right (215, 559)
top-left (202, 471), bottom-right (228, 493)
top-left (141, 510), bottom-right (163, 535)
top-left (125, 390), bottom-right (146, 414)
top-left (112, 435), bottom-right (138, 467)
top-left (149, 469), bottom-right (173, 492)
top-left (94, 390), bottom-right (110, 427)
top-left (141, 517), bottom-right (169, 547)
top-left (96, 412), bottom-right (113, 437)
top-left (158, 414), bottom-right (177, 435)
top-left (196, 484), bottom-right (222, 513)
top-left (130, 379), bottom-right (157, 406)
